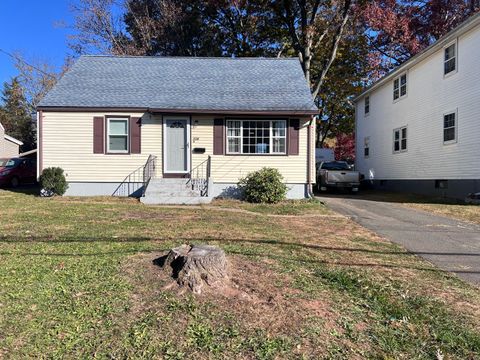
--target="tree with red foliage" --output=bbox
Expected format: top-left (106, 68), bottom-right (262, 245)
top-left (362, 0), bottom-right (480, 72)
top-left (334, 133), bottom-right (355, 162)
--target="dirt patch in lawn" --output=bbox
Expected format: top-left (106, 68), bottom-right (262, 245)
top-left (121, 249), bottom-right (344, 356)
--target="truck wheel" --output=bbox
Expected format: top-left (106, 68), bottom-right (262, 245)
top-left (10, 176), bottom-right (20, 188)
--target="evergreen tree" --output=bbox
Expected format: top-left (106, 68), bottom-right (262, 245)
top-left (0, 77), bottom-right (35, 151)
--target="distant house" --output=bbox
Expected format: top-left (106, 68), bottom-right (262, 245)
top-left (37, 56), bottom-right (317, 203)
top-left (0, 122), bottom-right (23, 158)
top-left (355, 12), bottom-right (480, 199)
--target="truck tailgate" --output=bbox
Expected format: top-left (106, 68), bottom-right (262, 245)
top-left (326, 171), bottom-right (359, 184)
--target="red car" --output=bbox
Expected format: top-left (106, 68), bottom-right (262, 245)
top-left (0, 157), bottom-right (37, 188)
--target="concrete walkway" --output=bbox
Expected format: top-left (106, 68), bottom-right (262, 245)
top-left (318, 195), bottom-right (480, 286)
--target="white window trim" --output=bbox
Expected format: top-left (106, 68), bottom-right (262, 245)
top-left (226, 119), bottom-right (287, 155)
top-left (443, 109), bottom-right (458, 145)
top-left (443, 39), bottom-right (458, 78)
top-left (364, 136), bottom-right (370, 158)
top-left (393, 126), bottom-right (408, 153)
top-left (107, 117), bottom-right (129, 154)
top-left (364, 96), bottom-right (370, 116)
top-left (393, 72), bottom-right (408, 102)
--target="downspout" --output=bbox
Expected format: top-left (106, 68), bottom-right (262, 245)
top-left (37, 110), bottom-right (43, 180)
top-left (307, 115), bottom-right (315, 198)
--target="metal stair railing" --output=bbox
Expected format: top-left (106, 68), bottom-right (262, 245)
top-left (187, 155), bottom-right (211, 197)
top-left (112, 155), bottom-right (157, 197)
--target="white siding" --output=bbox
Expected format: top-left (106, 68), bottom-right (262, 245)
top-left (356, 25), bottom-right (480, 180)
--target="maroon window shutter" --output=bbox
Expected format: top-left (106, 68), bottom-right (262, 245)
top-left (288, 119), bottom-right (300, 155)
top-left (93, 116), bottom-right (104, 154)
top-left (213, 118), bottom-right (224, 155)
top-left (130, 117), bottom-right (141, 154)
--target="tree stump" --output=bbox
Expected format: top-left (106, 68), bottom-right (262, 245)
top-left (164, 244), bottom-right (228, 294)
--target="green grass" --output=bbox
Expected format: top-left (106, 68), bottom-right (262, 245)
top-left (0, 190), bottom-right (479, 359)
top-left (211, 198), bottom-right (331, 215)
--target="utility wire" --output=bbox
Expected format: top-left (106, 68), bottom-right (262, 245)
top-left (0, 48), bottom-right (57, 79)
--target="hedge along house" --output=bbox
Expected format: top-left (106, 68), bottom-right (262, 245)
top-left (37, 56), bottom-right (317, 204)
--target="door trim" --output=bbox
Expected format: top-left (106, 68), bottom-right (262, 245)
top-left (162, 116), bottom-right (191, 175)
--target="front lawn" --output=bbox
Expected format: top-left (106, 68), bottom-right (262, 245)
top-left (0, 190), bottom-right (479, 359)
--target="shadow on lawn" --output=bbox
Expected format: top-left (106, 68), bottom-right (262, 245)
top-left (0, 184), bottom-right (40, 196)
top-left (1, 235), bottom-right (479, 275)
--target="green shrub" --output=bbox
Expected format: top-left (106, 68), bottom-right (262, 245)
top-left (39, 167), bottom-right (68, 196)
top-left (238, 167), bottom-right (287, 204)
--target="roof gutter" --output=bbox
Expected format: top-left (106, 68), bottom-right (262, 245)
top-left (4, 134), bottom-right (23, 146)
top-left (354, 11), bottom-right (480, 102)
top-left (36, 106), bottom-right (319, 116)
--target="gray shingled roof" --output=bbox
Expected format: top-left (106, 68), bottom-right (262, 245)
top-left (39, 56), bottom-right (317, 113)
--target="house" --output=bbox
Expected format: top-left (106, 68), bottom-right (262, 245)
top-left (0, 122), bottom-right (23, 158)
top-left (355, 12), bottom-right (480, 199)
top-left (37, 56), bottom-right (317, 203)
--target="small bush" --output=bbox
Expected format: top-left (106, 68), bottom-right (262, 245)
top-left (238, 167), bottom-right (287, 204)
top-left (39, 167), bottom-right (68, 196)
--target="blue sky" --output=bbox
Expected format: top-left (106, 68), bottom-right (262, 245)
top-left (0, 0), bottom-right (75, 85)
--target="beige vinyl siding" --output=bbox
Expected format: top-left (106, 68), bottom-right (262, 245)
top-left (3, 139), bottom-right (20, 158)
top-left (42, 111), bottom-right (163, 182)
top-left (0, 125), bottom-right (4, 157)
top-left (191, 116), bottom-right (312, 183)
top-left (42, 112), bottom-right (313, 184)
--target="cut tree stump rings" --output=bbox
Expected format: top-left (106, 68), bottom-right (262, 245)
top-left (164, 244), bottom-right (228, 294)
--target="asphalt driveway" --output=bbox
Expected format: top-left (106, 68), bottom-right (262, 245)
top-left (318, 194), bottom-right (480, 286)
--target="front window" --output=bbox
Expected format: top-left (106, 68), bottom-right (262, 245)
top-left (107, 118), bottom-right (129, 153)
top-left (443, 112), bottom-right (456, 143)
top-left (393, 126), bottom-right (407, 153)
top-left (393, 73), bottom-right (407, 101)
top-left (226, 120), bottom-right (287, 154)
top-left (444, 42), bottom-right (456, 75)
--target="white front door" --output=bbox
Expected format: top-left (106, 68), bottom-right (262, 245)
top-left (163, 117), bottom-right (190, 174)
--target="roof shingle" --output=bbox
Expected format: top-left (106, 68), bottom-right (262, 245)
top-left (39, 56), bottom-right (317, 114)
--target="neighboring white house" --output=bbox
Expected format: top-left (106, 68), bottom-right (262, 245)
top-left (355, 12), bottom-right (480, 199)
top-left (0, 122), bottom-right (23, 158)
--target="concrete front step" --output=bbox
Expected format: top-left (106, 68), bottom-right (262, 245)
top-left (141, 195), bottom-right (212, 205)
top-left (141, 177), bottom-right (212, 205)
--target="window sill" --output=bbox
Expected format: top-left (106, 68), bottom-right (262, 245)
top-left (443, 140), bottom-right (457, 146)
top-left (443, 70), bottom-right (458, 79)
top-left (105, 151), bottom-right (130, 155)
top-left (393, 95), bottom-right (407, 104)
top-left (225, 153), bottom-right (289, 156)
